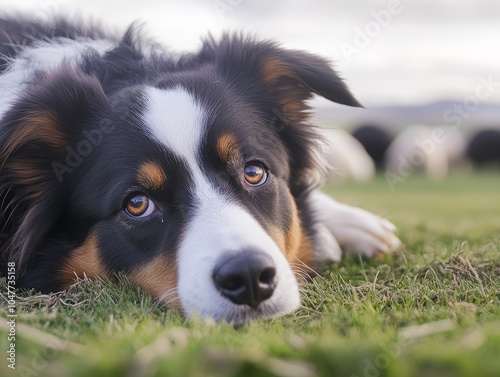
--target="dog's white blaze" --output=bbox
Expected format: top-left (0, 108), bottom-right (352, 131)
top-left (142, 87), bottom-right (205, 167)
top-left (143, 87), bottom-right (300, 322)
top-left (0, 38), bottom-right (116, 116)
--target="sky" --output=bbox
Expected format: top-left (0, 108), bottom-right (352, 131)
top-left (2, 0), bottom-right (500, 107)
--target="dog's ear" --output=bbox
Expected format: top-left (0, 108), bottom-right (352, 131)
top-left (200, 35), bottom-right (361, 194)
top-left (258, 48), bottom-right (362, 116)
top-left (0, 67), bottom-right (107, 276)
top-left (200, 34), bottom-right (362, 118)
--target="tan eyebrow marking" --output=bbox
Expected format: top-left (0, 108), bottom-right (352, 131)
top-left (216, 133), bottom-right (239, 163)
top-left (136, 162), bottom-right (167, 190)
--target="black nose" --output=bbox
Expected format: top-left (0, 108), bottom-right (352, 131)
top-left (212, 252), bottom-right (277, 309)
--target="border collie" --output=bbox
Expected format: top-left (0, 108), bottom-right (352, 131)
top-left (0, 16), bottom-right (400, 324)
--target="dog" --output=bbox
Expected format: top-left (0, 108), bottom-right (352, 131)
top-left (0, 16), bottom-right (401, 324)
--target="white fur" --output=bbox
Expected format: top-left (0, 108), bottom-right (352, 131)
top-left (309, 222), bottom-right (342, 264)
top-left (310, 191), bottom-right (401, 258)
top-left (143, 87), bottom-right (300, 323)
top-left (0, 38), bottom-right (116, 117)
top-left (177, 201), bottom-right (300, 323)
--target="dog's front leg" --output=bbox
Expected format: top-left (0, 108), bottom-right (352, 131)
top-left (308, 190), bottom-right (401, 261)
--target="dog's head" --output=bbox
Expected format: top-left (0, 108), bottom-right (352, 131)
top-left (0, 35), bottom-right (360, 323)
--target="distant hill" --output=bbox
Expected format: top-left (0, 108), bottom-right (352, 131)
top-left (313, 100), bottom-right (500, 135)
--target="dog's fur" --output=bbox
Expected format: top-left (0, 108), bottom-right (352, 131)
top-left (0, 16), bottom-right (400, 323)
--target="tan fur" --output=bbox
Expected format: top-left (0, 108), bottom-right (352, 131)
top-left (261, 58), bottom-right (297, 86)
top-left (267, 193), bottom-right (314, 270)
top-left (136, 162), bottom-right (167, 190)
top-left (216, 133), bottom-right (239, 163)
top-left (127, 255), bottom-right (180, 309)
top-left (2, 111), bottom-right (65, 158)
top-left (59, 233), bottom-right (107, 289)
top-left (5, 161), bottom-right (44, 186)
top-left (260, 58), bottom-right (309, 119)
top-left (286, 195), bottom-right (314, 266)
top-left (1, 111), bottom-right (65, 199)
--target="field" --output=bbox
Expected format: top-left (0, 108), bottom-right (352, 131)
top-left (1, 173), bottom-right (499, 377)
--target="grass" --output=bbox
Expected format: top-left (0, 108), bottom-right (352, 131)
top-left (1, 173), bottom-right (499, 377)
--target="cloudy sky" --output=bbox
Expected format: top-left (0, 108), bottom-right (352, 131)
top-left (2, 0), bottom-right (500, 107)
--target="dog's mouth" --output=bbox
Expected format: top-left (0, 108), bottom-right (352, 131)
top-left (189, 294), bottom-right (300, 325)
top-left (217, 306), bottom-right (275, 325)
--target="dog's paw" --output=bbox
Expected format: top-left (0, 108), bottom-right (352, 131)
top-left (311, 223), bottom-right (343, 264)
top-left (328, 206), bottom-right (401, 258)
top-left (310, 191), bottom-right (401, 259)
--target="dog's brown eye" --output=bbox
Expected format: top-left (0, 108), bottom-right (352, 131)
top-left (125, 194), bottom-right (156, 218)
top-left (244, 163), bottom-right (268, 186)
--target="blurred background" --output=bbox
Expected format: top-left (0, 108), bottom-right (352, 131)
top-left (2, 0), bottom-right (500, 183)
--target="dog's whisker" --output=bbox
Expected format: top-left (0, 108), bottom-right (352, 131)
top-left (154, 288), bottom-right (179, 308)
top-left (290, 259), bottom-right (326, 281)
